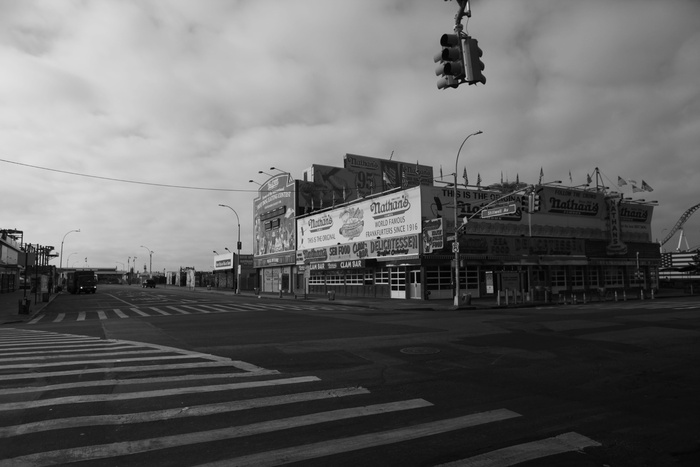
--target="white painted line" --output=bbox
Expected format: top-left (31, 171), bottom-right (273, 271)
top-left (114, 309), bottom-right (129, 319)
top-left (129, 307), bottom-right (150, 316)
top-left (1, 387), bottom-right (370, 437)
top-left (27, 315), bottom-right (44, 324)
top-left (0, 353), bottom-right (209, 371)
top-left (77, 311), bottom-right (86, 321)
top-left (2, 398), bottom-right (431, 465)
top-left (53, 313), bottom-right (65, 323)
top-left (0, 361), bottom-right (278, 382)
top-left (180, 305), bottom-right (211, 313)
top-left (165, 306), bottom-right (190, 314)
top-left (148, 307), bottom-right (171, 315)
top-left (0, 345), bottom-right (142, 358)
top-left (0, 376), bottom-right (321, 411)
top-left (199, 409), bottom-right (522, 467)
top-left (97, 311), bottom-right (107, 320)
top-left (439, 432), bottom-right (601, 467)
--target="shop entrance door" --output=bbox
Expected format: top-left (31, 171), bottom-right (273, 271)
top-left (409, 269), bottom-right (422, 299)
top-left (390, 268), bottom-right (406, 299)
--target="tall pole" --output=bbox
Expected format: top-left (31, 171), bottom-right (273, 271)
top-left (454, 131), bottom-right (482, 306)
top-left (59, 229), bottom-right (80, 287)
top-left (219, 204), bottom-right (242, 294)
top-left (140, 245), bottom-right (153, 277)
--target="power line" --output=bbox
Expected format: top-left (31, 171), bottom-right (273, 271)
top-left (0, 157), bottom-right (258, 192)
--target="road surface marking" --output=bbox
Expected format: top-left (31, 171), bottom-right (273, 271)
top-left (53, 313), bottom-right (65, 323)
top-left (0, 375), bottom-right (321, 411)
top-left (1, 399), bottom-right (431, 466)
top-left (439, 431), bottom-right (601, 466)
top-left (27, 314), bottom-right (44, 324)
top-left (129, 307), bottom-right (149, 316)
top-left (148, 307), bottom-right (171, 315)
top-left (97, 310), bottom-right (107, 320)
top-left (0, 344), bottom-right (141, 358)
top-left (77, 311), bottom-right (86, 321)
top-left (165, 305), bottom-right (191, 314)
top-left (113, 309), bottom-right (129, 318)
top-left (0, 361), bottom-right (277, 382)
top-left (200, 409), bottom-right (522, 467)
top-left (1, 387), bottom-right (370, 437)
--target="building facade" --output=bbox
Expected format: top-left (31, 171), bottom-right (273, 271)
top-left (252, 156), bottom-right (661, 301)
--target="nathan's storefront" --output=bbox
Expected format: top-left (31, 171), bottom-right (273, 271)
top-left (421, 184), bottom-right (660, 301)
top-left (296, 186), bottom-right (423, 299)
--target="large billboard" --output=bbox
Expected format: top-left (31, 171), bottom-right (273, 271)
top-left (297, 186), bottom-right (422, 264)
top-left (252, 173), bottom-right (296, 259)
top-left (422, 185), bottom-right (653, 242)
top-left (344, 154), bottom-right (433, 192)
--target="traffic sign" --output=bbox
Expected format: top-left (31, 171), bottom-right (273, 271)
top-left (481, 203), bottom-right (517, 219)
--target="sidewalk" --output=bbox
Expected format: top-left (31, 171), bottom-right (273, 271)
top-left (0, 289), bottom-right (57, 324)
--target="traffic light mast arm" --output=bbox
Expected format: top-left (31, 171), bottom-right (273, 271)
top-left (454, 0), bottom-right (472, 24)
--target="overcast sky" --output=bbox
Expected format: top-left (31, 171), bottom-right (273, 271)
top-left (2, 0), bottom-right (699, 273)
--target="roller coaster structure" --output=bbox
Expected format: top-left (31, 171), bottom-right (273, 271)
top-left (660, 202), bottom-right (700, 251)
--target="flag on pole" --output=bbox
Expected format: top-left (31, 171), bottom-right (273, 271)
top-left (538, 167), bottom-right (544, 185)
top-left (617, 176), bottom-right (627, 187)
top-left (641, 180), bottom-right (654, 192)
top-left (477, 173), bottom-right (482, 188)
top-left (463, 167), bottom-right (468, 186)
top-left (440, 165), bottom-right (443, 179)
top-left (587, 173), bottom-right (592, 185)
top-left (632, 184), bottom-right (643, 193)
top-left (569, 171), bottom-right (573, 183)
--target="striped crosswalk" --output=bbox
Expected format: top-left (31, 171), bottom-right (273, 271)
top-left (0, 328), bottom-right (600, 466)
top-left (27, 301), bottom-right (360, 324)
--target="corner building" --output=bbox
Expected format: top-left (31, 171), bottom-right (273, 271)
top-left (252, 156), bottom-right (660, 301)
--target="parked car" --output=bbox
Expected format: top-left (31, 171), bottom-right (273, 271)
top-left (142, 279), bottom-right (156, 288)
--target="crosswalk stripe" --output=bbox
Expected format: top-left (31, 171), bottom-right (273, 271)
top-left (97, 310), bottom-right (107, 320)
top-left (0, 353), bottom-right (211, 371)
top-left (0, 387), bottom-right (370, 437)
top-left (198, 409), bottom-right (522, 467)
top-left (148, 307), bottom-right (171, 315)
top-left (53, 313), bottom-right (65, 323)
top-left (0, 361), bottom-right (278, 382)
top-left (0, 344), bottom-right (143, 358)
top-left (0, 376), bottom-right (321, 412)
top-left (439, 431), bottom-right (601, 466)
top-left (114, 309), bottom-right (129, 318)
top-left (165, 305), bottom-right (191, 314)
top-left (0, 348), bottom-right (166, 364)
top-left (77, 311), bottom-right (86, 321)
top-left (1, 399), bottom-right (432, 466)
top-left (27, 314), bottom-right (44, 324)
top-left (180, 304), bottom-right (211, 313)
top-left (130, 307), bottom-right (150, 317)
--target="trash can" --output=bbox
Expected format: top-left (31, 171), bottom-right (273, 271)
top-left (18, 298), bottom-right (30, 315)
top-left (461, 293), bottom-right (471, 305)
top-left (254, 287), bottom-right (260, 297)
top-left (327, 290), bottom-right (335, 301)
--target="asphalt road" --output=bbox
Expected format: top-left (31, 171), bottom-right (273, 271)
top-left (2, 284), bottom-right (699, 466)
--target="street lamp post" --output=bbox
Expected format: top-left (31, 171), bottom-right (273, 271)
top-left (218, 204), bottom-right (242, 294)
top-left (59, 229), bottom-right (80, 287)
top-left (453, 131), bottom-right (483, 307)
top-left (140, 245), bottom-right (154, 277)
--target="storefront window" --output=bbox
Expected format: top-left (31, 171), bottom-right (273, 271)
top-left (426, 266), bottom-right (452, 290)
top-left (346, 272), bottom-right (363, 285)
top-left (551, 267), bottom-right (567, 287)
top-left (309, 274), bottom-right (325, 285)
top-left (588, 268), bottom-right (600, 288)
top-left (604, 266), bottom-right (624, 287)
top-left (375, 268), bottom-right (389, 285)
top-left (327, 273), bottom-right (343, 285)
top-left (571, 266), bottom-right (584, 288)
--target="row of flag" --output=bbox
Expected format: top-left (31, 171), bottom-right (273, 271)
top-left (618, 176), bottom-right (654, 192)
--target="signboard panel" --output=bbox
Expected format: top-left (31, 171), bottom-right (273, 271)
top-left (481, 203), bottom-right (517, 219)
top-left (252, 173), bottom-right (296, 258)
top-left (298, 186), bottom-right (422, 250)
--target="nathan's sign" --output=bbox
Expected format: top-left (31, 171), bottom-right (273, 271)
top-left (297, 233), bottom-right (420, 265)
top-left (542, 187), bottom-right (602, 217)
top-left (298, 186), bottom-right (422, 250)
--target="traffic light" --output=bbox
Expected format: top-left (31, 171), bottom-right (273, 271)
top-left (528, 193), bottom-right (541, 212)
top-left (434, 33), bottom-right (465, 89)
top-left (464, 36), bottom-right (486, 85)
